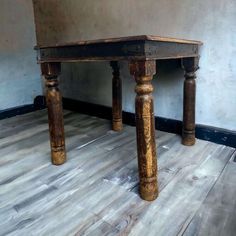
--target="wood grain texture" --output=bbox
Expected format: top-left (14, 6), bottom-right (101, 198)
top-left (129, 60), bottom-right (158, 201)
top-left (0, 111), bottom-right (235, 236)
top-left (183, 152), bottom-right (236, 236)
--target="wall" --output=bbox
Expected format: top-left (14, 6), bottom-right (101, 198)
top-left (33, 0), bottom-right (236, 131)
top-left (0, 0), bottom-right (42, 110)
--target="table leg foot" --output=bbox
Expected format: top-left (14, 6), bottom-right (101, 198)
top-left (51, 146), bottom-right (66, 165)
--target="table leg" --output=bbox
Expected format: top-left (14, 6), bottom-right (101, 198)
top-left (110, 61), bottom-right (122, 131)
top-left (129, 60), bottom-right (158, 201)
top-left (41, 62), bottom-right (66, 165)
top-left (182, 57), bottom-right (199, 146)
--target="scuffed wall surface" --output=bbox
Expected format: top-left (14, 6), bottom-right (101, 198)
top-left (0, 0), bottom-right (42, 110)
top-left (33, 0), bottom-right (236, 131)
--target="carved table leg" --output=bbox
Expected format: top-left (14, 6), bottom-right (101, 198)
top-left (182, 57), bottom-right (199, 146)
top-left (129, 60), bottom-right (158, 201)
top-left (110, 61), bottom-right (122, 131)
top-left (41, 62), bottom-right (66, 165)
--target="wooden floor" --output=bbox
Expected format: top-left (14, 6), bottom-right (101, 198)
top-left (0, 110), bottom-right (235, 236)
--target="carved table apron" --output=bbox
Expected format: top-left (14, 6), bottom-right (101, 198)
top-left (35, 35), bottom-right (202, 201)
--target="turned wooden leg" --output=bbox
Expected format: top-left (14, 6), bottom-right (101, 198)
top-left (110, 61), bottom-right (122, 131)
top-left (129, 60), bottom-right (158, 201)
top-left (41, 62), bottom-right (66, 165)
top-left (182, 57), bottom-right (199, 146)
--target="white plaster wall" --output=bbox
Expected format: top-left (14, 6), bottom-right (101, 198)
top-left (0, 0), bottom-right (42, 110)
top-left (33, 0), bottom-right (236, 131)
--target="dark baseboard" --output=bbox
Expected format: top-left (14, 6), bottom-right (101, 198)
top-left (63, 98), bottom-right (236, 148)
top-left (1, 96), bottom-right (234, 148)
top-left (195, 125), bottom-right (236, 149)
top-left (0, 95), bottom-right (46, 120)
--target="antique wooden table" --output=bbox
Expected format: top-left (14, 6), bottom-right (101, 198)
top-left (36, 35), bottom-right (202, 201)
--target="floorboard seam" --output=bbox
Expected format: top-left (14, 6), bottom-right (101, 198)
top-left (75, 133), bottom-right (109, 150)
top-left (231, 149), bottom-right (236, 162)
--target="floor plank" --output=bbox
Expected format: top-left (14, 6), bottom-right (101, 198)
top-left (0, 110), bottom-right (235, 236)
top-left (182, 151), bottom-right (236, 236)
top-left (128, 145), bottom-right (234, 236)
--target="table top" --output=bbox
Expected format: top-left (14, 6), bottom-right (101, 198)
top-left (36, 35), bottom-right (202, 62)
top-left (36, 35), bottom-right (202, 49)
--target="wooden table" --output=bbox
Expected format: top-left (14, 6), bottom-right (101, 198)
top-left (35, 35), bottom-right (202, 201)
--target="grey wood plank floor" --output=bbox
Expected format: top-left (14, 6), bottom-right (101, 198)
top-left (0, 110), bottom-right (235, 236)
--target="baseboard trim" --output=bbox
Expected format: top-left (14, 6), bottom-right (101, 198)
top-left (1, 96), bottom-right (234, 148)
top-left (63, 98), bottom-right (236, 148)
top-left (0, 95), bottom-right (46, 120)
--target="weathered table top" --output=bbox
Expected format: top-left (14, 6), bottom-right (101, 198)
top-left (36, 35), bottom-right (202, 62)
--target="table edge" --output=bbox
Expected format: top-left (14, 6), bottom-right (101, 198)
top-left (35, 35), bottom-right (203, 49)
